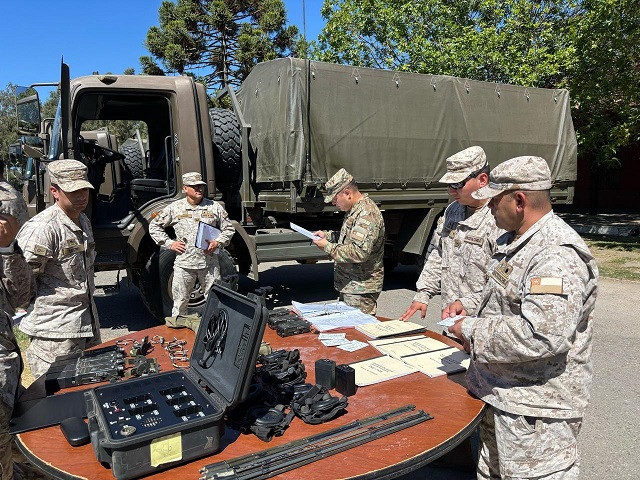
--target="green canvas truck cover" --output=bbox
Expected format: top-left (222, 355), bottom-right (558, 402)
top-left (236, 58), bottom-right (577, 187)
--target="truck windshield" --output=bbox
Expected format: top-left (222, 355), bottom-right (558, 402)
top-left (48, 99), bottom-right (62, 160)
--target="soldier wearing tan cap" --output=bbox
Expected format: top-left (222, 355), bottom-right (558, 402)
top-left (445, 156), bottom-right (598, 479)
top-left (400, 146), bottom-right (503, 324)
top-left (149, 172), bottom-right (235, 316)
top-left (0, 160), bottom-right (28, 226)
top-left (313, 168), bottom-right (385, 314)
top-left (16, 159), bottom-right (101, 379)
top-left (0, 187), bottom-right (33, 480)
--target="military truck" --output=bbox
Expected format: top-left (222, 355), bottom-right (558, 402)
top-left (14, 58), bottom-right (577, 320)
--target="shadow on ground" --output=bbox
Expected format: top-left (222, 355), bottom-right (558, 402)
top-left (238, 261), bottom-right (420, 310)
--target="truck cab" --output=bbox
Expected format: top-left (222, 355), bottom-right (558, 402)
top-left (15, 64), bottom-right (236, 320)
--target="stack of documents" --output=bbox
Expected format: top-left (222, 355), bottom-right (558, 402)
top-left (355, 320), bottom-right (426, 339)
top-left (291, 301), bottom-right (379, 332)
top-left (368, 335), bottom-right (470, 378)
top-left (350, 355), bottom-right (418, 387)
top-left (195, 221), bottom-right (221, 251)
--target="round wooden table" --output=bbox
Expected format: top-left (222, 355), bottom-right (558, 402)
top-left (15, 323), bottom-right (485, 479)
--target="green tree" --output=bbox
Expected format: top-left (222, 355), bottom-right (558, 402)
top-left (315, 0), bottom-right (578, 86)
top-left (42, 88), bottom-right (60, 120)
top-left (0, 83), bottom-right (18, 164)
top-left (141, 0), bottom-right (300, 90)
top-left (567, 0), bottom-right (640, 169)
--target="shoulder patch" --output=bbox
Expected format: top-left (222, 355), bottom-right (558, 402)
top-left (530, 277), bottom-right (564, 295)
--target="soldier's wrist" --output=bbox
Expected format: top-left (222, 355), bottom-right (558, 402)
top-left (413, 292), bottom-right (430, 304)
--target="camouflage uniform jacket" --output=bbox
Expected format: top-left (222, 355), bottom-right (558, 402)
top-left (0, 180), bottom-right (28, 226)
top-left (323, 195), bottom-right (385, 294)
top-left (415, 201), bottom-right (502, 313)
top-left (16, 203), bottom-right (99, 338)
top-left (149, 198), bottom-right (235, 269)
top-left (461, 212), bottom-right (598, 419)
top-left (0, 249), bottom-right (32, 408)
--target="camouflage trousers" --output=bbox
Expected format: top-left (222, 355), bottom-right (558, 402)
top-left (26, 334), bottom-right (102, 380)
top-left (0, 401), bottom-right (12, 480)
top-left (477, 405), bottom-right (581, 479)
top-left (171, 265), bottom-right (219, 317)
top-left (339, 292), bottom-right (380, 315)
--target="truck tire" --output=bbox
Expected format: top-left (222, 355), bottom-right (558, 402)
top-left (209, 108), bottom-right (241, 192)
top-left (119, 143), bottom-right (144, 178)
top-left (157, 247), bottom-right (240, 319)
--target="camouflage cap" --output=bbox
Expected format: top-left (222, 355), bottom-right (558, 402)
top-left (0, 184), bottom-right (17, 202)
top-left (439, 146), bottom-right (487, 183)
top-left (324, 168), bottom-right (354, 203)
top-left (182, 171), bottom-right (206, 186)
top-left (472, 156), bottom-right (552, 200)
top-left (48, 159), bottom-right (93, 192)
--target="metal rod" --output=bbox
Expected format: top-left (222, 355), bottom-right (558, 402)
top-left (202, 404), bottom-right (415, 474)
top-left (200, 405), bottom-right (432, 480)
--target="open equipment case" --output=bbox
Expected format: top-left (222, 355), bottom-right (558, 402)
top-left (85, 284), bottom-right (268, 480)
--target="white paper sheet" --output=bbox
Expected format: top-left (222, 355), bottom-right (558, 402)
top-left (290, 222), bottom-right (321, 241)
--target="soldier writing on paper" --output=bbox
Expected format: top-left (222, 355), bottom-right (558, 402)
top-left (149, 172), bottom-right (235, 316)
top-left (399, 146), bottom-right (503, 326)
top-left (313, 169), bottom-right (385, 315)
top-left (17, 159), bottom-right (101, 380)
top-left (445, 156), bottom-right (598, 479)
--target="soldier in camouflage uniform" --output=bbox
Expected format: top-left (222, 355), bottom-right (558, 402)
top-left (400, 146), bottom-right (503, 321)
top-left (149, 172), bottom-right (235, 316)
top-left (313, 169), bottom-right (385, 314)
top-left (0, 160), bottom-right (28, 226)
top-left (17, 159), bottom-right (101, 380)
top-left (446, 156), bottom-right (598, 479)
top-left (0, 189), bottom-right (33, 480)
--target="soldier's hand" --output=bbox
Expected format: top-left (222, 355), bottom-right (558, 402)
top-left (312, 230), bottom-right (325, 239)
top-left (447, 318), bottom-right (465, 343)
top-left (441, 300), bottom-right (467, 319)
top-left (206, 240), bottom-right (219, 254)
top-left (170, 240), bottom-right (187, 254)
top-left (0, 213), bottom-right (19, 248)
top-left (313, 237), bottom-right (328, 250)
top-left (399, 301), bottom-right (427, 320)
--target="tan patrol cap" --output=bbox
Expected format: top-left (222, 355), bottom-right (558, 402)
top-left (472, 156), bottom-right (552, 200)
top-left (439, 146), bottom-right (487, 184)
top-left (182, 172), bottom-right (206, 186)
top-left (0, 184), bottom-right (17, 202)
top-left (324, 168), bottom-right (354, 203)
top-left (0, 185), bottom-right (17, 209)
top-left (48, 159), bottom-right (94, 192)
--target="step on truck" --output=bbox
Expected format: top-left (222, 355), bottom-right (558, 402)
top-left (14, 58), bottom-right (578, 321)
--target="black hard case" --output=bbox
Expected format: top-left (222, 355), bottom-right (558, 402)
top-left (85, 285), bottom-right (268, 480)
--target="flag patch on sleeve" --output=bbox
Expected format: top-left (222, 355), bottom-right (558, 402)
top-left (530, 277), bottom-right (564, 294)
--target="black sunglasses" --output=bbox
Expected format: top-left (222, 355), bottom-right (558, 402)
top-left (449, 165), bottom-right (487, 190)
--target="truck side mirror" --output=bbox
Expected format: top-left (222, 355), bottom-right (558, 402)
top-left (15, 90), bottom-right (42, 136)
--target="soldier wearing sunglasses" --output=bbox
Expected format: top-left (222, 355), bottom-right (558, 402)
top-left (400, 146), bottom-right (503, 326)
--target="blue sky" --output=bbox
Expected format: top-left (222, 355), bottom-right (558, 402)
top-left (0, 1), bottom-right (325, 89)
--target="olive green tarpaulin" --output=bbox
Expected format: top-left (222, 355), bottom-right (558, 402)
top-left (237, 58), bottom-right (577, 188)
